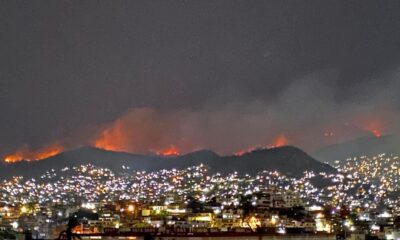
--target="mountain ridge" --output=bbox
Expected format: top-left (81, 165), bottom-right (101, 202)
top-left (0, 146), bottom-right (336, 179)
top-left (312, 134), bottom-right (400, 164)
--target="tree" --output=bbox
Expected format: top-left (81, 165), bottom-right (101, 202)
top-left (187, 197), bottom-right (204, 213)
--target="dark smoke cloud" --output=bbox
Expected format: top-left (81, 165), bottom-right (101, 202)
top-left (88, 68), bottom-right (400, 155)
top-left (1, 1), bottom-right (400, 157)
top-left (2, 67), bottom-right (400, 158)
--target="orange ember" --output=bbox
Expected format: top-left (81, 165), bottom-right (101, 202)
top-left (234, 150), bottom-right (247, 157)
top-left (156, 145), bottom-right (181, 156)
top-left (3, 144), bottom-right (64, 163)
top-left (371, 129), bottom-right (381, 138)
top-left (234, 146), bottom-right (260, 156)
top-left (352, 116), bottom-right (385, 139)
top-left (363, 121), bottom-right (383, 138)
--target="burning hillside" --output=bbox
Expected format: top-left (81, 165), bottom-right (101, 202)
top-left (155, 145), bottom-right (181, 156)
top-left (3, 144), bottom-right (64, 163)
top-left (234, 134), bottom-right (289, 156)
top-left (2, 107), bottom-right (395, 163)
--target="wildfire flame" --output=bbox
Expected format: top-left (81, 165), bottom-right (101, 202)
top-left (268, 134), bottom-right (288, 148)
top-left (155, 145), bottom-right (181, 156)
top-left (234, 146), bottom-right (261, 156)
top-left (3, 144), bottom-right (64, 163)
top-left (94, 127), bottom-right (124, 152)
top-left (371, 129), bottom-right (381, 138)
top-left (234, 134), bottom-right (289, 156)
top-left (362, 121), bottom-right (383, 138)
top-left (351, 115), bottom-right (385, 139)
top-left (92, 108), bottom-right (187, 154)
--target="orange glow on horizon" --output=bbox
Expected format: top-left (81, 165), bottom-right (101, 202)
top-left (3, 144), bottom-right (64, 163)
top-left (155, 145), bottom-right (181, 156)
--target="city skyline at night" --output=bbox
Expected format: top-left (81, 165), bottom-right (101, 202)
top-left (1, 1), bottom-right (400, 239)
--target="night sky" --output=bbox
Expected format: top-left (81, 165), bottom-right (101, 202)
top-left (1, 1), bottom-right (400, 158)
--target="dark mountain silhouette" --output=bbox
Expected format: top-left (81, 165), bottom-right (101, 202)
top-left (0, 146), bottom-right (335, 179)
top-left (209, 146), bottom-right (335, 176)
top-left (312, 134), bottom-right (400, 164)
